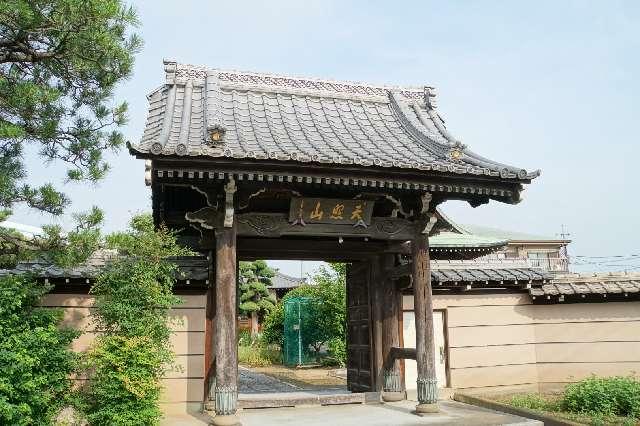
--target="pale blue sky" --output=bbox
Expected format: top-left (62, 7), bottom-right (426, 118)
top-left (11, 0), bottom-right (640, 274)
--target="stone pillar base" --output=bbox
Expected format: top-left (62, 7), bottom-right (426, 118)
top-left (381, 391), bottom-right (405, 402)
top-left (415, 403), bottom-right (439, 414)
top-left (211, 414), bottom-right (241, 426)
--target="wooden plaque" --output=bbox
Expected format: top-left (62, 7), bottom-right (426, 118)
top-left (288, 197), bottom-right (374, 226)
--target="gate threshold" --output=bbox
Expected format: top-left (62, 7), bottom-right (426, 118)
top-left (239, 391), bottom-right (379, 409)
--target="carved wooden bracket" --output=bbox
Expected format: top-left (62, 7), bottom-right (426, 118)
top-left (185, 206), bottom-right (218, 229)
top-left (223, 177), bottom-right (237, 228)
top-left (190, 185), bottom-right (218, 207)
top-left (422, 214), bottom-right (437, 235)
top-left (420, 192), bottom-right (433, 214)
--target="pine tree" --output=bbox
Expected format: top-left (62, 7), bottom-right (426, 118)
top-left (0, 0), bottom-right (141, 260)
top-left (239, 260), bottom-right (276, 338)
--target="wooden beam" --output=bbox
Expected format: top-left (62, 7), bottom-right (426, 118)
top-left (236, 213), bottom-right (418, 241)
top-left (390, 347), bottom-right (417, 360)
top-left (237, 238), bottom-right (390, 261)
top-left (412, 231), bottom-right (439, 412)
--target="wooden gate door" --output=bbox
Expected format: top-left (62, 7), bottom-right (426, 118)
top-left (346, 261), bottom-right (373, 392)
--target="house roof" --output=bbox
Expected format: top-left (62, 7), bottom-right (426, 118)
top-left (270, 271), bottom-right (305, 289)
top-left (0, 251), bottom-right (209, 282)
top-left (460, 224), bottom-right (569, 243)
top-left (0, 221), bottom-right (44, 239)
top-left (129, 60), bottom-right (539, 182)
top-left (429, 231), bottom-right (508, 249)
top-left (431, 265), bottom-right (551, 284)
top-left (530, 272), bottom-right (640, 302)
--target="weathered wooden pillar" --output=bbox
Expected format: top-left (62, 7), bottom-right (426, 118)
top-left (212, 219), bottom-right (240, 425)
top-left (381, 253), bottom-right (403, 402)
top-left (412, 231), bottom-right (438, 413)
top-left (370, 255), bottom-right (384, 391)
top-left (204, 250), bottom-right (216, 406)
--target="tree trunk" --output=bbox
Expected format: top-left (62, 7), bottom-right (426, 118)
top-left (250, 311), bottom-right (259, 339)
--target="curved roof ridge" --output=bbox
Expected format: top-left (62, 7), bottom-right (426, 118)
top-left (164, 59), bottom-right (429, 99)
top-left (434, 207), bottom-right (472, 235)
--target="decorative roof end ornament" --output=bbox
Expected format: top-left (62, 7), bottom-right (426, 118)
top-left (207, 123), bottom-right (227, 146)
top-left (144, 160), bottom-right (152, 186)
top-left (424, 87), bottom-right (437, 109)
top-left (449, 147), bottom-right (463, 161)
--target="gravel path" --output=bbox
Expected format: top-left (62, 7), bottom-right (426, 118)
top-left (238, 366), bottom-right (301, 393)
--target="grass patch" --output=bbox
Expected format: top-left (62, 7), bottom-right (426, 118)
top-left (494, 385), bottom-right (640, 425)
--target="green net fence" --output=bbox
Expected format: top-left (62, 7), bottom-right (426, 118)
top-left (283, 296), bottom-right (316, 366)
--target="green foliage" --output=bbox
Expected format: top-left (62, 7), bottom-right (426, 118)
top-left (563, 376), bottom-right (640, 419)
top-left (263, 263), bottom-right (347, 364)
top-left (506, 393), bottom-right (560, 412)
top-left (0, 0), bottom-right (141, 246)
top-left (325, 337), bottom-right (347, 367)
top-left (239, 260), bottom-right (276, 320)
top-left (1, 205), bottom-right (103, 269)
top-left (238, 342), bottom-right (281, 367)
top-left (0, 274), bottom-right (79, 425)
top-left (81, 214), bottom-right (191, 426)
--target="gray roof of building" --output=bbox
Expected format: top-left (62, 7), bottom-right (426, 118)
top-left (530, 272), bottom-right (640, 301)
top-left (129, 60), bottom-right (539, 181)
top-left (0, 251), bottom-right (209, 281)
top-left (460, 224), bottom-right (567, 243)
top-left (270, 271), bottom-right (305, 289)
top-left (431, 267), bottom-right (551, 284)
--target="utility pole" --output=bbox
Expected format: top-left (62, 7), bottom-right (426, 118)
top-left (557, 225), bottom-right (571, 267)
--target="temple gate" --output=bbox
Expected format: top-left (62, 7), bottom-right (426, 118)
top-left (129, 60), bottom-right (539, 425)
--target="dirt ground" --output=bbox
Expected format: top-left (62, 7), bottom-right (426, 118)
top-left (248, 364), bottom-right (346, 388)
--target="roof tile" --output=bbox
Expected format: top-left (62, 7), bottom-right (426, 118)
top-left (130, 61), bottom-right (539, 181)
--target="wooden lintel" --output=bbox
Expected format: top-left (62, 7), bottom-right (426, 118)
top-left (237, 238), bottom-right (389, 261)
top-left (236, 213), bottom-right (418, 241)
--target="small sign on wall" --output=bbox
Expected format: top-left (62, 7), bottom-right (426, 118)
top-left (288, 197), bottom-right (374, 226)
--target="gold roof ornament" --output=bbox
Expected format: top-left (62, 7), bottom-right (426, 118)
top-left (208, 124), bottom-right (226, 145)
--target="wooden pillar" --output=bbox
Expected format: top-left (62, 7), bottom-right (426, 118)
top-left (381, 253), bottom-right (403, 401)
top-left (412, 231), bottom-right (438, 413)
top-left (204, 250), bottom-right (216, 407)
top-left (213, 220), bottom-right (240, 425)
top-left (370, 255), bottom-right (384, 391)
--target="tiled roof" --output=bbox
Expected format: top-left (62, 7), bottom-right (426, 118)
top-left (431, 266), bottom-right (551, 284)
top-left (270, 271), bottom-right (305, 289)
top-left (530, 272), bottom-right (640, 301)
top-left (429, 231), bottom-right (507, 249)
top-left (0, 251), bottom-right (209, 282)
top-left (129, 60), bottom-right (540, 181)
top-left (460, 224), bottom-right (568, 243)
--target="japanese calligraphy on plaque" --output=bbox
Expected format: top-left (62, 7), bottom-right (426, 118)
top-left (289, 197), bottom-right (374, 227)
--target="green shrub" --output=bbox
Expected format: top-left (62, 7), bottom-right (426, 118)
top-left (238, 329), bottom-right (253, 346)
top-left (81, 215), bottom-right (190, 426)
top-left (327, 337), bottom-right (347, 367)
top-left (238, 338), bottom-right (282, 367)
top-left (0, 275), bottom-right (79, 425)
top-left (563, 376), bottom-right (640, 418)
